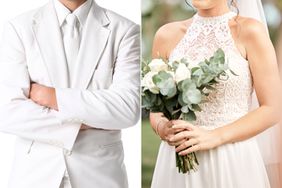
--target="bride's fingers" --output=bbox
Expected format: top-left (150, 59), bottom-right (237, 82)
top-left (166, 127), bottom-right (179, 136)
top-left (175, 138), bottom-right (199, 152)
top-left (167, 139), bottom-right (186, 146)
top-left (171, 120), bottom-right (189, 125)
top-left (172, 123), bottom-right (195, 131)
top-left (166, 126), bottom-right (184, 136)
top-left (170, 128), bottom-right (187, 135)
top-left (179, 144), bottom-right (202, 155)
top-left (171, 128), bottom-right (185, 134)
top-left (169, 130), bottom-right (196, 142)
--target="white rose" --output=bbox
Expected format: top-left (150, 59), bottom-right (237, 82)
top-left (175, 63), bottom-right (191, 83)
top-left (188, 62), bottom-right (198, 69)
top-left (148, 59), bottom-right (168, 72)
top-left (142, 71), bottom-right (159, 94)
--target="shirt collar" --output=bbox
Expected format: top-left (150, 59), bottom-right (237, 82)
top-left (53, 0), bottom-right (92, 27)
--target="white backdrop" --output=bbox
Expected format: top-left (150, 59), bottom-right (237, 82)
top-left (0, 0), bottom-right (141, 188)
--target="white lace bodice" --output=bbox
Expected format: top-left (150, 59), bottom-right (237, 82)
top-left (170, 12), bottom-right (253, 128)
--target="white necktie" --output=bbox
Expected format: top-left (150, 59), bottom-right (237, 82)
top-left (63, 14), bottom-right (80, 83)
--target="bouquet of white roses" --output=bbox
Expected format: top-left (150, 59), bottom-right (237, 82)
top-left (142, 49), bottom-right (236, 173)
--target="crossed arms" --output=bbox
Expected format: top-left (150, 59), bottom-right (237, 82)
top-left (0, 22), bottom-right (140, 150)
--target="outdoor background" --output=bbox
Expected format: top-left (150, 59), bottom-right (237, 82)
top-left (141, 0), bottom-right (282, 188)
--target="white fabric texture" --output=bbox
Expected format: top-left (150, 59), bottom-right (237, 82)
top-left (151, 12), bottom-right (270, 188)
top-left (59, 171), bottom-right (72, 188)
top-left (63, 14), bottom-right (80, 83)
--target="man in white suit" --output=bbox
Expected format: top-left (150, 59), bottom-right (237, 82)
top-left (0, 0), bottom-right (140, 187)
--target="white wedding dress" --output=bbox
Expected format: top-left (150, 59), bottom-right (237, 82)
top-left (151, 12), bottom-right (271, 188)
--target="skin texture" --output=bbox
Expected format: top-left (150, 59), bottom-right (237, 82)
top-left (150, 0), bottom-right (282, 155)
top-left (30, 83), bottom-right (58, 110)
top-left (59, 0), bottom-right (87, 12)
top-left (29, 0), bottom-right (89, 130)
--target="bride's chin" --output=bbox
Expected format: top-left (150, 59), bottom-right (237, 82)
top-left (191, 0), bottom-right (215, 10)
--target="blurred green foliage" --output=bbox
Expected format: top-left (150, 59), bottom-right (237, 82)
top-left (142, 2), bottom-right (194, 59)
top-left (142, 119), bottom-right (161, 188)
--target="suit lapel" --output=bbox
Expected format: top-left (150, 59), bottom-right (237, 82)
top-left (72, 1), bottom-right (111, 89)
top-left (32, 1), bottom-right (69, 88)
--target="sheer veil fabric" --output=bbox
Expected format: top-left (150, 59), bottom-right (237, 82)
top-left (233, 0), bottom-right (282, 187)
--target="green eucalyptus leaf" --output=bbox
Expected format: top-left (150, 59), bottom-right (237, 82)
top-left (141, 90), bottom-right (157, 109)
top-left (188, 89), bottom-right (202, 104)
top-left (183, 88), bottom-right (201, 104)
top-left (153, 71), bottom-right (172, 83)
top-left (153, 71), bottom-right (177, 98)
top-left (191, 67), bottom-right (200, 74)
top-left (214, 48), bottom-right (225, 59)
top-left (159, 79), bottom-right (177, 97)
top-left (181, 111), bottom-right (197, 121)
top-left (192, 68), bottom-right (204, 77)
top-left (192, 104), bottom-right (202, 112)
top-left (187, 111), bottom-right (197, 121)
top-left (230, 69), bottom-right (238, 76)
top-left (156, 96), bottom-right (162, 106)
top-left (167, 86), bottom-right (177, 98)
top-left (181, 79), bottom-right (196, 91)
top-left (178, 93), bottom-right (186, 106)
top-left (201, 74), bottom-right (216, 84)
top-left (181, 105), bottom-right (189, 113)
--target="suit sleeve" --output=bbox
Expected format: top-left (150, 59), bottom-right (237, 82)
top-left (0, 22), bottom-right (80, 150)
top-left (55, 24), bottom-right (140, 130)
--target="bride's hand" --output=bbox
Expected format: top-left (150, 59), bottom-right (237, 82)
top-left (170, 120), bottom-right (223, 155)
top-left (157, 120), bottom-right (185, 146)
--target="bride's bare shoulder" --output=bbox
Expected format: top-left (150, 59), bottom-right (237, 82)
top-left (237, 16), bottom-right (267, 35)
top-left (156, 20), bottom-right (190, 37)
top-left (152, 19), bottom-right (192, 59)
top-left (233, 16), bottom-right (268, 45)
top-left (229, 16), bottom-right (269, 59)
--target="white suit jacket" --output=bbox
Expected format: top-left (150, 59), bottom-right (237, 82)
top-left (0, 0), bottom-right (140, 187)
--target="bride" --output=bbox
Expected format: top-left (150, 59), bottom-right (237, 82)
top-left (149, 0), bottom-right (282, 187)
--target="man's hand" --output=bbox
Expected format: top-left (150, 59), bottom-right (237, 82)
top-left (30, 83), bottom-right (58, 110)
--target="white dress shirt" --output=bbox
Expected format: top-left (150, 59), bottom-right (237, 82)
top-left (53, 0), bottom-right (92, 37)
top-left (53, 0), bottom-right (92, 85)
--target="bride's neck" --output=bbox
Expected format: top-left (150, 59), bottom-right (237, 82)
top-left (197, 4), bottom-right (230, 17)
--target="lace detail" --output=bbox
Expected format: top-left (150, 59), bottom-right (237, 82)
top-left (169, 11), bottom-right (253, 127)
